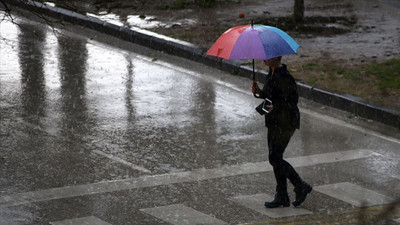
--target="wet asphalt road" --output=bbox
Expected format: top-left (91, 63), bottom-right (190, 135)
top-left (0, 15), bottom-right (399, 225)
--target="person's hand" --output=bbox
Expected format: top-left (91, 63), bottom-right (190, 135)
top-left (266, 104), bottom-right (273, 113)
top-left (251, 81), bottom-right (261, 95)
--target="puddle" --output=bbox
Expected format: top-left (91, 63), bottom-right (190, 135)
top-left (164, 18), bottom-right (197, 28)
top-left (86, 12), bottom-right (197, 30)
top-left (44, 2), bottom-right (55, 7)
top-left (86, 12), bottom-right (124, 26)
top-left (127, 15), bottom-right (165, 29)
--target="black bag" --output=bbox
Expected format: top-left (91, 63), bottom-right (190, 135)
top-left (255, 98), bottom-right (272, 115)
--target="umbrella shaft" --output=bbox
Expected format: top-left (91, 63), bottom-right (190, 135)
top-left (252, 59), bottom-right (255, 81)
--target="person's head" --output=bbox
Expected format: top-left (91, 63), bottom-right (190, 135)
top-left (263, 56), bottom-right (282, 68)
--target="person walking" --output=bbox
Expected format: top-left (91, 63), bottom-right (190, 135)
top-left (251, 56), bottom-right (312, 208)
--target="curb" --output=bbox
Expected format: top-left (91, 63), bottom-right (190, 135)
top-left (5, 0), bottom-right (400, 129)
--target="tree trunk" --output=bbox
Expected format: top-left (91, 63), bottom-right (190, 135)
top-left (293, 0), bottom-right (304, 23)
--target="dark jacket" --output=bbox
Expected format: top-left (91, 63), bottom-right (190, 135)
top-left (257, 64), bottom-right (300, 129)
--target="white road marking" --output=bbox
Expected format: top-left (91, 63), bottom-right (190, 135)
top-left (300, 108), bottom-right (400, 145)
top-left (393, 174), bottom-right (400, 191)
top-left (314, 182), bottom-right (394, 207)
top-left (140, 204), bottom-right (226, 225)
top-left (229, 193), bottom-right (312, 218)
top-left (393, 218), bottom-right (400, 223)
top-left (50, 216), bottom-right (112, 225)
top-left (287, 149), bottom-right (381, 167)
top-left (0, 149), bottom-right (378, 206)
top-left (93, 150), bottom-right (151, 173)
top-left (393, 174), bottom-right (400, 180)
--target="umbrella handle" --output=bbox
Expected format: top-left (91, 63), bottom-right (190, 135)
top-left (252, 80), bottom-right (261, 98)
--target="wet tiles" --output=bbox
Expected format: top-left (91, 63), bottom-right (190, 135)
top-left (314, 182), bottom-right (394, 207)
top-left (140, 204), bottom-right (226, 225)
top-left (229, 193), bottom-right (312, 218)
top-left (50, 216), bottom-right (112, 225)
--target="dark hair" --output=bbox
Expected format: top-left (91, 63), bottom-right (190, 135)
top-left (263, 56), bottom-right (282, 62)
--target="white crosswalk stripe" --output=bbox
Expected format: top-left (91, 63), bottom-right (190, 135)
top-left (48, 182), bottom-right (397, 224)
top-left (50, 216), bottom-right (112, 225)
top-left (314, 182), bottom-right (394, 207)
top-left (229, 193), bottom-right (312, 218)
top-left (2, 149), bottom-right (395, 224)
top-left (140, 204), bottom-right (227, 225)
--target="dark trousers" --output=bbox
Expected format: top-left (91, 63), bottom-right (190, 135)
top-left (268, 127), bottom-right (302, 194)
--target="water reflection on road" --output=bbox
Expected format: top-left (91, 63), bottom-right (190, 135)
top-left (0, 16), bottom-right (260, 184)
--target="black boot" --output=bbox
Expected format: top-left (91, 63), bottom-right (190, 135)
top-left (264, 193), bottom-right (290, 208)
top-left (293, 182), bottom-right (312, 207)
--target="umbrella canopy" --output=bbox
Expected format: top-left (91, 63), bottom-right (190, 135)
top-left (206, 24), bottom-right (299, 60)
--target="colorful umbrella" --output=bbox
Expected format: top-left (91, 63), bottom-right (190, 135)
top-left (206, 22), bottom-right (299, 81)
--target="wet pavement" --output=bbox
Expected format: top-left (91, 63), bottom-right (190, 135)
top-left (1, 15), bottom-right (400, 225)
